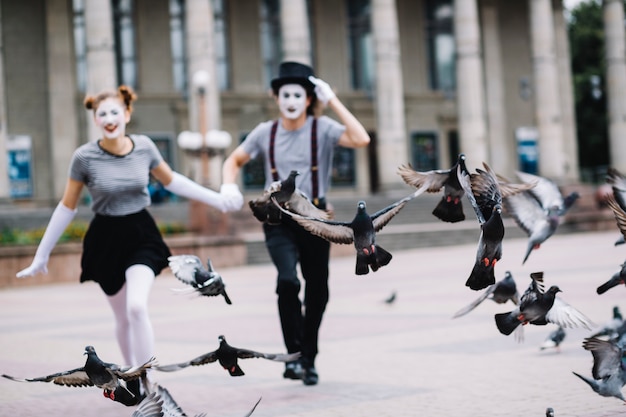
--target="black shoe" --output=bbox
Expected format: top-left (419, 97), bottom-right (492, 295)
top-left (302, 366), bottom-right (318, 386)
top-left (283, 361), bottom-right (304, 380)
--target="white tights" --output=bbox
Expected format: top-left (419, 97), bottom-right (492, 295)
top-left (106, 264), bottom-right (155, 367)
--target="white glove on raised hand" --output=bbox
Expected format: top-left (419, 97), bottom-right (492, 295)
top-left (220, 183), bottom-right (244, 212)
top-left (308, 76), bottom-right (336, 106)
top-left (16, 203), bottom-right (77, 278)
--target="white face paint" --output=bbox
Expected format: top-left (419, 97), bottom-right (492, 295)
top-left (278, 84), bottom-right (308, 120)
top-left (94, 98), bottom-right (128, 140)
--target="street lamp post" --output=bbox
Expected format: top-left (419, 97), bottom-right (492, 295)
top-left (178, 70), bottom-right (232, 235)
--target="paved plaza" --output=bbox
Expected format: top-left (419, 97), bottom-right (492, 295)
top-left (2, 230), bottom-right (626, 416)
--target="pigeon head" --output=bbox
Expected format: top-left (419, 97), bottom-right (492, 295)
top-left (546, 285), bottom-right (562, 295)
top-left (357, 201), bottom-right (367, 212)
top-left (504, 271), bottom-right (512, 279)
top-left (84, 345), bottom-right (96, 356)
top-left (218, 335), bottom-right (226, 343)
top-left (288, 170), bottom-right (300, 177)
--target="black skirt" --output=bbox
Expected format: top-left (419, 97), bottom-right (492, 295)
top-left (80, 209), bottom-right (171, 295)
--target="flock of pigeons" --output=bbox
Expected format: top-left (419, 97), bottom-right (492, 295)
top-left (5, 154), bottom-right (626, 413)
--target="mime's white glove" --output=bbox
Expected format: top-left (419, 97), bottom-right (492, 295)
top-left (220, 183), bottom-right (244, 211)
top-left (16, 203), bottom-right (77, 278)
top-left (308, 76), bottom-right (336, 106)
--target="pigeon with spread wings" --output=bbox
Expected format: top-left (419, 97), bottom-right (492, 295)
top-left (573, 337), bottom-right (626, 402)
top-left (155, 335), bottom-right (300, 377)
top-left (2, 345), bottom-right (155, 403)
top-left (168, 255), bottom-right (232, 304)
top-left (397, 153), bottom-right (468, 223)
top-left (274, 190), bottom-right (424, 275)
top-left (495, 272), bottom-right (594, 338)
top-left (501, 171), bottom-right (579, 264)
top-left (248, 170), bottom-right (330, 225)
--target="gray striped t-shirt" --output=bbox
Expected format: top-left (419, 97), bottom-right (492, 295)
top-left (69, 134), bottom-right (163, 216)
top-left (241, 115), bottom-right (345, 199)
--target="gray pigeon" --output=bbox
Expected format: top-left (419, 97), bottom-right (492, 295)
top-left (501, 171), bottom-right (579, 264)
top-left (397, 153), bottom-right (468, 223)
top-left (248, 170), bottom-right (330, 225)
top-left (168, 255), bottom-right (231, 304)
top-left (597, 261), bottom-right (626, 295)
top-left (573, 337), bottom-right (626, 402)
top-left (274, 190), bottom-right (424, 275)
top-left (539, 326), bottom-right (566, 352)
top-left (155, 335), bottom-right (300, 377)
top-left (606, 168), bottom-right (626, 245)
top-left (2, 345), bottom-right (155, 403)
top-left (453, 271), bottom-right (519, 318)
top-left (494, 272), bottom-right (594, 337)
top-left (597, 194), bottom-right (626, 295)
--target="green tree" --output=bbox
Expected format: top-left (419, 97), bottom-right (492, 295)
top-left (568, 0), bottom-right (614, 182)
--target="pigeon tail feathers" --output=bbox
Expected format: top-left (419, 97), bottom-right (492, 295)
top-left (432, 197), bottom-right (465, 223)
top-left (466, 265), bottom-right (496, 291)
top-left (597, 273), bottom-right (623, 295)
top-left (228, 364), bottom-right (245, 377)
top-left (495, 312), bottom-right (521, 335)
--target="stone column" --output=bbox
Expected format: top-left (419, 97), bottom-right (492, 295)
top-left (480, 0), bottom-right (509, 175)
top-left (554, 0), bottom-right (579, 181)
top-left (46, 0), bottom-right (80, 199)
top-left (454, 0), bottom-right (489, 171)
top-left (529, 0), bottom-right (566, 179)
top-left (280, 0), bottom-right (311, 64)
top-left (84, 1), bottom-right (116, 141)
top-left (371, 0), bottom-right (407, 189)
top-left (604, 0), bottom-right (626, 172)
top-left (0, 5), bottom-right (8, 200)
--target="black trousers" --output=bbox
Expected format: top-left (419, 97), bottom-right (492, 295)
top-left (263, 217), bottom-right (330, 367)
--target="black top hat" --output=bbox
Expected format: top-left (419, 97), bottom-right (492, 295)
top-left (271, 61), bottom-right (316, 95)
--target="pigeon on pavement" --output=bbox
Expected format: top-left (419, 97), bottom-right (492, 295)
top-left (273, 190), bottom-right (424, 275)
top-left (452, 271), bottom-right (519, 318)
top-left (168, 255), bottom-right (232, 304)
top-left (397, 153), bottom-right (468, 223)
top-left (248, 170), bottom-right (330, 225)
top-left (501, 171), bottom-right (579, 264)
top-left (2, 345), bottom-right (155, 402)
top-left (494, 272), bottom-right (594, 337)
top-left (458, 162), bottom-right (505, 290)
top-left (539, 326), bottom-right (566, 352)
top-left (572, 337), bottom-right (626, 402)
top-left (155, 335), bottom-right (300, 377)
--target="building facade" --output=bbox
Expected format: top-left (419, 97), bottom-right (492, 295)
top-left (0, 0), bottom-right (619, 204)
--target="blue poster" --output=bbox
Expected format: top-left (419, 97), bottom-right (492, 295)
top-left (515, 127), bottom-right (538, 174)
top-left (7, 135), bottom-right (33, 198)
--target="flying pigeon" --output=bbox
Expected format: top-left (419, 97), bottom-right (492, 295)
top-left (132, 391), bottom-right (164, 417)
top-left (501, 171), bottom-right (579, 264)
top-left (590, 306), bottom-right (624, 340)
top-left (494, 272), bottom-right (594, 337)
top-left (597, 262), bottom-right (626, 295)
top-left (397, 153), bottom-right (468, 223)
top-left (573, 337), bottom-right (626, 402)
top-left (248, 170), bottom-right (330, 225)
top-left (274, 190), bottom-right (424, 275)
top-left (452, 271), bottom-right (519, 318)
top-left (539, 326), bottom-right (566, 352)
top-left (458, 162), bottom-right (505, 290)
top-left (2, 345), bottom-right (155, 402)
top-left (155, 335), bottom-right (300, 377)
top-left (167, 255), bottom-right (232, 304)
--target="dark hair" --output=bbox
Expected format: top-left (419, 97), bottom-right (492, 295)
top-left (84, 85), bottom-right (137, 114)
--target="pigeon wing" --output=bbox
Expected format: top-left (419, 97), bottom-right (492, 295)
top-left (156, 351), bottom-right (218, 372)
top-left (545, 298), bottom-right (594, 330)
top-left (497, 174), bottom-right (538, 198)
top-left (452, 284), bottom-right (497, 318)
top-left (2, 367), bottom-right (94, 387)
top-left (396, 164), bottom-right (451, 193)
top-left (168, 255), bottom-right (205, 286)
top-left (502, 191), bottom-right (545, 236)
top-left (273, 198), bottom-right (354, 244)
top-left (370, 191), bottom-right (422, 232)
top-left (515, 171), bottom-right (563, 210)
top-left (243, 397), bottom-right (263, 417)
top-left (607, 168), bottom-right (626, 210)
top-left (132, 391), bottom-right (164, 417)
top-left (458, 164), bottom-right (485, 224)
top-left (606, 194), bottom-right (626, 240)
top-left (155, 384), bottom-right (188, 417)
top-left (115, 357), bottom-right (156, 381)
top-left (235, 348), bottom-right (300, 362)
top-left (286, 190), bottom-right (332, 219)
top-left (582, 337), bottom-right (623, 380)
top-left (470, 163), bottom-right (503, 219)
